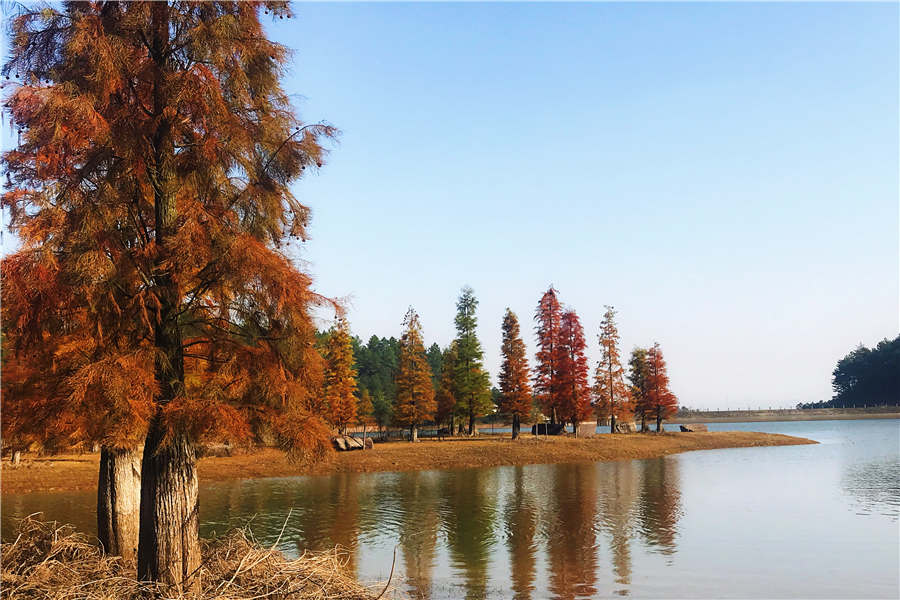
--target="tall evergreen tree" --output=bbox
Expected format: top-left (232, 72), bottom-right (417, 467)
top-left (426, 342), bottom-right (444, 388)
top-left (499, 309), bottom-right (533, 439)
top-left (646, 343), bottom-right (678, 432)
top-left (435, 343), bottom-right (459, 431)
top-left (394, 308), bottom-right (436, 442)
top-left (556, 310), bottom-right (592, 434)
top-left (453, 286), bottom-right (492, 435)
top-left (594, 306), bottom-right (633, 433)
top-left (322, 319), bottom-right (358, 434)
top-left (628, 348), bottom-right (651, 432)
top-left (534, 286), bottom-right (563, 424)
top-left (1, 2), bottom-right (335, 586)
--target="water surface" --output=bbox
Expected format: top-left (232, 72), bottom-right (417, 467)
top-left (3, 419), bottom-right (898, 598)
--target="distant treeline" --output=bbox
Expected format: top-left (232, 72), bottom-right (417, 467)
top-left (797, 335), bottom-right (899, 409)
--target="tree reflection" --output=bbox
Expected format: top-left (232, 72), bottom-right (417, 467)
top-left (395, 471), bottom-right (441, 599)
top-left (542, 463), bottom-right (598, 599)
top-left (597, 460), bottom-right (639, 590)
top-left (292, 474), bottom-right (361, 576)
top-left (440, 468), bottom-right (498, 600)
top-left (636, 458), bottom-right (681, 556)
top-left (504, 466), bottom-right (538, 599)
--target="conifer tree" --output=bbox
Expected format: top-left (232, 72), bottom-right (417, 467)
top-left (452, 286), bottom-right (491, 435)
top-left (499, 309), bottom-right (532, 439)
top-left (322, 319), bottom-right (358, 434)
top-left (534, 286), bottom-right (563, 424)
top-left (394, 308), bottom-right (436, 442)
top-left (646, 343), bottom-right (678, 431)
top-left (594, 306), bottom-right (633, 433)
top-left (355, 389), bottom-right (374, 448)
top-left (435, 343), bottom-right (459, 431)
top-left (1, 2), bottom-right (335, 586)
top-left (556, 309), bottom-right (592, 434)
top-left (628, 348), bottom-right (651, 432)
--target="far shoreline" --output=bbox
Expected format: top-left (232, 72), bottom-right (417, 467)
top-left (2, 431), bottom-right (816, 495)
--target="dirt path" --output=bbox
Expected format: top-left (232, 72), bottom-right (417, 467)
top-left (2, 431), bottom-right (815, 495)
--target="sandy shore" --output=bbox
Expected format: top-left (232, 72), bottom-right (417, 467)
top-left (1, 431), bottom-right (815, 495)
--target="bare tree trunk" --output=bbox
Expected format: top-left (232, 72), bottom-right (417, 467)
top-left (137, 420), bottom-right (199, 590)
top-left (467, 403), bottom-right (475, 436)
top-left (410, 424), bottom-right (418, 443)
top-left (656, 413), bottom-right (663, 432)
top-left (610, 414), bottom-right (617, 434)
top-left (511, 414), bottom-right (520, 440)
top-left (362, 423), bottom-right (367, 450)
top-left (98, 446), bottom-right (142, 561)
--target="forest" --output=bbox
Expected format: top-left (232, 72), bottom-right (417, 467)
top-left (798, 336), bottom-right (900, 409)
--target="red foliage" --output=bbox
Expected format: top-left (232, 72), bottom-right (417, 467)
top-left (499, 309), bottom-right (532, 420)
top-left (645, 343), bottom-right (678, 431)
top-left (555, 310), bottom-right (592, 429)
top-left (534, 286), bottom-right (563, 423)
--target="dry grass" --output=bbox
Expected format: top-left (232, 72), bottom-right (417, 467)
top-left (1, 516), bottom-right (392, 600)
top-left (2, 431), bottom-right (817, 495)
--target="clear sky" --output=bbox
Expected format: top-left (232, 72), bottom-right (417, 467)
top-left (2, 3), bottom-right (897, 409)
top-left (273, 2), bottom-right (898, 409)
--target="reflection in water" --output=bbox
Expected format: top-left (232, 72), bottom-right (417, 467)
top-left (396, 471), bottom-right (440, 598)
top-left (504, 467), bottom-right (537, 600)
top-left (597, 461), bottom-right (639, 593)
top-left (636, 458), bottom-right (681, 557)
top-left (543, 463), bottom-right (598, 599)
top-left (5, 420), bottom-right (899, 599)
top-left (440, 468), bottom-right (498, 600)
top-left (841, 459), bottom-right (900, 520)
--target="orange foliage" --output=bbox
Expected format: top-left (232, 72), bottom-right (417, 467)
top-left (1, 1), bottom-right (337, 455)
top-left (555, 310), bottom-right (592, 429)
top-left (498, 309), bottom-right (532, 420)
top-left (645, 343), bottom-right (678, 431)
top-left (593, 306), bottom-right (634, 429)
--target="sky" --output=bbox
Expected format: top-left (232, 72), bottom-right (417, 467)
top-left (3, 3), bottom-right (898, 409)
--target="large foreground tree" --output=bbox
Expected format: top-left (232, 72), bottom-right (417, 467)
top-left (2, 1), bottom-right (335, 588)
top-left (498, 309), bottom-right (532, 439)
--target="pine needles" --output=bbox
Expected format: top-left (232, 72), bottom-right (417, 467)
top-left (1, 517), bottom-right (391, 600)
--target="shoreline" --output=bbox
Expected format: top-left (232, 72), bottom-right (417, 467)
top-left (1, 431), bottom-right (815, 495)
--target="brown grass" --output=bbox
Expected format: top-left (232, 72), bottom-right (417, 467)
top-left (0, 516), bottom-right (389, 600)
top-left (2, 431), bottom-right (815, 495)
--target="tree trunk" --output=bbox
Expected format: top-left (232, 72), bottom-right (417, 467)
top-left (98, 446), bottom-right (141, 561)
top-left (137, 421), bottom-right (199, 590)
top-left (640, 413), bottom-right (647, 432)
top-left (11, 450), bottom-right (21, 466)
top-left (362, 423), bottom-right (367, 450)
top-left (467, 406), bottom-right (475, 436)
top-left (550, 407), bottom-right (557, 426)
top-left (511, 414), bottom-right (520, 440)
top-left (610, 414), bottom-right (617, 434)
top-left (656, 413), bottom-right (663, 432)
top-left (571, 418), bottom-right (578, 437)
top-left (410, 424), bottom-right (418, 443)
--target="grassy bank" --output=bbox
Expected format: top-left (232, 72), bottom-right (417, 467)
top-left (2, 431), bottom-right (815, 495)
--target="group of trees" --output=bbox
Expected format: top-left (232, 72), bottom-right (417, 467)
top-left (798, 335), bottom-right (899, 409)
top-left (319, 285), bottom-right (679, 442)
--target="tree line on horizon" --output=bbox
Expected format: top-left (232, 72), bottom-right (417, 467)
top-left (315, 285), bottom-right (679, 441)
top-left (796, 335), bottom-right (899, 409)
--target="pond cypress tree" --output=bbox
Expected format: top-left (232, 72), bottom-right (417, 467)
top-left (2, 1), bottom-right (335, 588)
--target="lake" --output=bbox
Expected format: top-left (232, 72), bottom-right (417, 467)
top-left (3, 419), bottom-right (898, 598)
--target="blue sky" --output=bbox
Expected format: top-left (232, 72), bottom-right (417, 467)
top-left (274, 3), bottom-right (898, 409)
top-left (2, 3), bottom-right (897, 408)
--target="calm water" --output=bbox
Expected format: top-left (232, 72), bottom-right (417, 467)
top-left (3, 419), bottom-right (898, 598)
